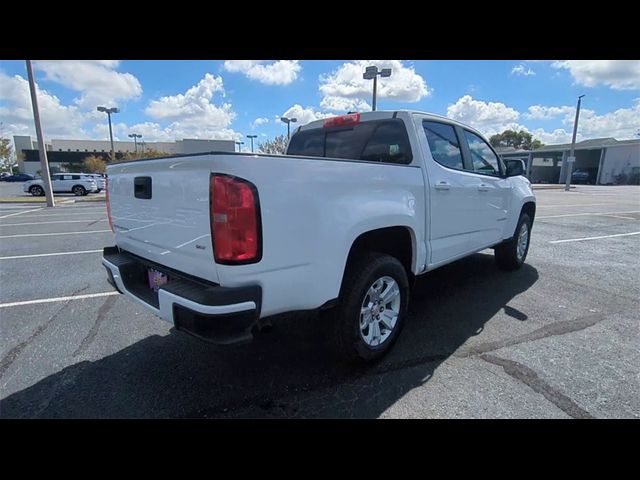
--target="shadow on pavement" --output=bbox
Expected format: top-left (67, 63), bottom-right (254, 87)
top-left (1, 252), bottom-right (538, 418)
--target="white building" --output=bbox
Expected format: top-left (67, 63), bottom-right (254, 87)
top-left (14, 135), bottom-right (236, 175)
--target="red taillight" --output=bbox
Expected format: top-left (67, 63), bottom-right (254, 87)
top-left (210, 174), bottom-right (261, 264)
top-left (105, 176), bottom-right (113, 232)
top-left (323, 112), bottom-right (361, 129)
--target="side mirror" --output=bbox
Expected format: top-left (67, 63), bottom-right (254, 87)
top-left (505, 159), bottom-right (525, 177)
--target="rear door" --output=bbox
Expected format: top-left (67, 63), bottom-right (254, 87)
top-left (460, 129), bottom-right (511, 248)
top-left (419, 119), bottom-right (478, 265)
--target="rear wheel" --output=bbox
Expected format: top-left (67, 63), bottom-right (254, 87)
top-left (333, 252), bottom-right (409, 363)
top-left (495, 213), bottom-right (532, 271)
top-left (72, 185), bottom-right (86, 196)
top-left (29, 185), bottom-right (44, 196)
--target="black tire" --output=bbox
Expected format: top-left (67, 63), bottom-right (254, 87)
top-left (72, 185), bottom-right (86, 196)
top-left (96, 189), bottom-right (102, 193)
top-left (495, 213), bottom-right (532, 271)
top-left (333, 252), bottom-right (409, 364)
top-left (29, 185), bottom-right (44, 197)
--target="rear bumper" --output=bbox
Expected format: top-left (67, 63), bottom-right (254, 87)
top-left (102, 247), bottom-right (261, 345)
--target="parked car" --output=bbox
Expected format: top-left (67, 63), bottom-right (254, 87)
top-left (24, 173), bottom-right (97, 196)
top-left (82, 173), bottom-right (106, 192)
top-left (3, 173), bottom-right (34, 182)
top-left (571, 168), bottom-right (598, 185)
top-left (102, 110), bottom-right (536, 363)
top-left (0, 172), bottom-right (11, 180)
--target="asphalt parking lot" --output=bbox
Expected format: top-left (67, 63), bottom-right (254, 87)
top-left (1, 185), bottom-right (638, 418)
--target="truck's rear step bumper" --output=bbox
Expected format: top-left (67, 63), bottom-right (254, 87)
top-left (102, 247), bottom-right (261, 345)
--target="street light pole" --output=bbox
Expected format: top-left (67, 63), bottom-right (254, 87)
top-left (363, 66), bottom-right (392, 112)
top-left (280, 117), bottom-right (297, 139)
top-left (25, 60), bottom-right (55, 207)
top-left (235, 141), bottom-right (244, 152)
top-left (247, 134), bottom-right (258, 153)
top-left (565, 94), bottom-right (585, 192)
top-left (97, 106), bottom-right (119, 162)
top-left (128, 133), bottom-right (141, 155)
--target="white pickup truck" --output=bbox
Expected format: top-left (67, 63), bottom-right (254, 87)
top-left (102, 110), bottom-right (535, 362)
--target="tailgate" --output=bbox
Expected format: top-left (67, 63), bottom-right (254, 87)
top-left (107, 155), bottom-right (219, 284)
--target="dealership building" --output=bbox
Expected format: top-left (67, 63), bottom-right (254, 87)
top-left (14, 136), bottom-right (236, 175)
top-left (497, 137), bottom-right (640, 185)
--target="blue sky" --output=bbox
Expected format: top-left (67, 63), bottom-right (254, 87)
top-left (0, 60), bottom-right (638, 151)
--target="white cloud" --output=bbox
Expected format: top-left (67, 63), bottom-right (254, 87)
top-left (511, 64), bottom-right (535, 76)
top-left (34, 60), bottom-right (142, 108)
top-left (446, 95), bottom-right (520, 134)
top-left (144, 73), bottom-right (238, 140)
top-left (319, 60), bottom-right (431, 112)
top-left (251, 117), bottom-right (269, 129)
top-left (551, 60), bottom-right (640, 90)
top-left (0, 72), bottom-right (88, 139)
top-left (280, 104), bottom-right (333, 127)
top-left (526, 105), bottom-right (574, 120)
top-left (223, 60), bottom-right (301, 85)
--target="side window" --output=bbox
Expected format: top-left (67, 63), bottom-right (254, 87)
top-left (423, 121), bottom-right (463, 170)
top-left (463, 130), bottom-right (501, 175)
top-left (360, 121), bottom-right (412, 164)
top-left (72, 175), bottom-right (81, 180)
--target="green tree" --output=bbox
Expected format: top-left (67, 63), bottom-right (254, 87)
top-left (0, 124), bottom-right (17, 173)
top-left (258, 134), bottom-right (288, 155)
top-left (83, 155), bottom-right (106, 173)
top-left (489, 130), bottom-right (544, 150)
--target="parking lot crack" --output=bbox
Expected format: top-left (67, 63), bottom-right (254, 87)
top-left (480, 354), bottom-right (594, 419)
top-left (0, 284), bottom-right (90, 380)
top-left (455, 313), bottom-right (605, 358)
top-left (72, 296), bottom-right (117, 357)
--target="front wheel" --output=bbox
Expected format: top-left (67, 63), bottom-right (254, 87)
top-left (333, 253), bottom-right (409, 363)
top-left (495, 213), bottom-right (532, 271)
top-left (72, 185), bottom-right (86, 196)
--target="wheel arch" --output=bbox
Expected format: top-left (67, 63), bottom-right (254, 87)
top-left (340, 226), bottom-right (416, 292)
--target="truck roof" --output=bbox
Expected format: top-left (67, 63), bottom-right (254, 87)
top-left (296, 109), bottom-right (486, 138)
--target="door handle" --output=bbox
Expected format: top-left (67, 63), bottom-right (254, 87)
top-left (477, 183), bottom-right (490, 192)
top-left (434, 181), bottom-right (451, 191)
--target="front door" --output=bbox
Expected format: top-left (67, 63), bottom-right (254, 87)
top-left (461, 129), bottom-right (511, 248)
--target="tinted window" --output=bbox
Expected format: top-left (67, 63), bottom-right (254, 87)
top-left (464, 130), bottom-right (501, 175)
top-left (361, 122), bottom-right (412, 164)
top-left (286, 129), bottom-right (324, 157)
top-left (423, 121), bottom-right (464, 169)
top-left (287, 119), bottom-right (412, 164)
top-left (72, 175), bottom-right (81, 180)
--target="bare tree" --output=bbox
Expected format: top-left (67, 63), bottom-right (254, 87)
top-left (258, 134), bottom-right (288, 155)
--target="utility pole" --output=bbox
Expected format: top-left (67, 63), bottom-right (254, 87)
top-left (565, 94), bottom-right (585, 191)
top-left (25, 60), bottom-right (55, 207)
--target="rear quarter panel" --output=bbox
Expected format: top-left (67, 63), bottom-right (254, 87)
top-left (210, 154), bottom-right (426, 317)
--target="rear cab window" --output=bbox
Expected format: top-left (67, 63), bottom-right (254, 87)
top-left (287, 118), bottom-right (413, 165)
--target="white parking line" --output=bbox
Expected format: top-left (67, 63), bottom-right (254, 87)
top-left (0, 219), bottom-right (106, 227)
top-left (5, 212), bottom-right (106, 218)
top-left (0, 207), bottom-right (44, 219)
top-left (0, 230), bottom-right (112, 239)
top-left (538, 203), bottom-right (611, 208)
top-left (538, 210), bottom-right (640, 219)
top-left (0, 249), bottom-right (103, 260)
top-left (0, 291), bottom-right (119, 309)
top-left (550, 231), bottom-right (640, 244)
